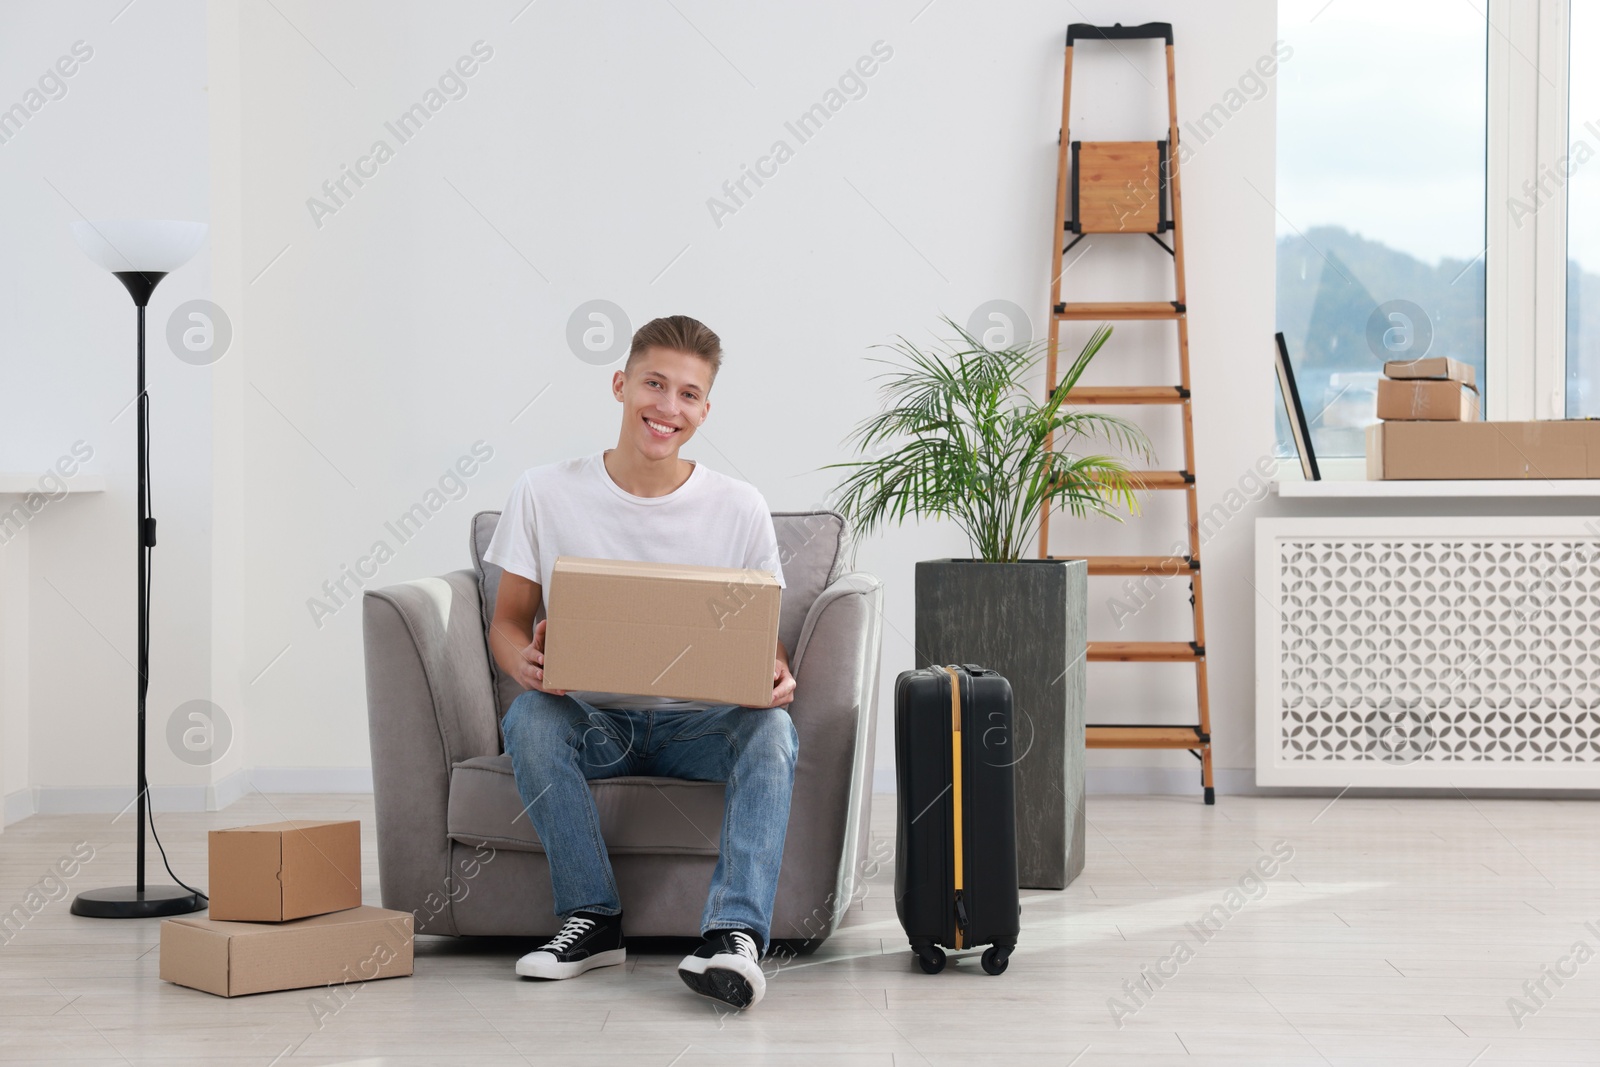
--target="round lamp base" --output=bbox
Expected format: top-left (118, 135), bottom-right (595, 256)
top-left (70, 885), bottom-right (207, 919)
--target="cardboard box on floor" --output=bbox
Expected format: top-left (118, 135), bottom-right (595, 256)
top-left (160, 905), bottom-right (413, 997)
top-left (1367, 420), bottom-right (1600, 479)
top-left (542, 556), bottom-right (781, 708)
top-left (208, 820), bottom-right (361, 922)
top-left (1376, 378), bottom-right (1480, 421)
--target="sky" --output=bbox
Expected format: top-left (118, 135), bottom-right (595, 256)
top-left (1569, 0), bottom-right (1600, 272)
top-left (1276, 0), bottom-right (1488, 268)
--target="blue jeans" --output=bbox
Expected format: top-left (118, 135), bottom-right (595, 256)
top-left (500, 689), bottom-right (799, 947)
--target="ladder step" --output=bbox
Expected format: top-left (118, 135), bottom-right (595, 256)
top-left (1053, 554), bottom-right (1196, 576)
top-left (1053, 301), bottom-right (1185, 320)
top-left (1057, 470), bottom-right (1193, 493)
top-left (1088, 641), bottom-right (1204, 662)
top-left (1064, 386), bottom-right (1188, 405)
top-left (1128, 470), bottom-right (1194, 490)
top-left (1086, 725), bottom-right (1207, 750)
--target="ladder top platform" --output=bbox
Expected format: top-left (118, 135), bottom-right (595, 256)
top-left (1066, 22), bottom-right (1173, 45)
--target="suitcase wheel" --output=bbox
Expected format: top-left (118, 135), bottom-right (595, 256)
top-left (913, 943), bottom-right (946, 974)
top-left (981, 945), bottom-right (1010, 976)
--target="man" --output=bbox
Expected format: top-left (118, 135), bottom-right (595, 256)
top-left (483, 314), bottom-right (796, 1011)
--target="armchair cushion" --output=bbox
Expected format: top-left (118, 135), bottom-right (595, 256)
top-left (446, 755), bottom-right (726, 856)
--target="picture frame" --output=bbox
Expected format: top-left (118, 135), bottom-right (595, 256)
top-left (1275, 331), bottom-right (1320, 481)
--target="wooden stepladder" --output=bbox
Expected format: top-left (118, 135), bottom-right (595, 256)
top-left (1039, 22), bottom-right (1214, 805)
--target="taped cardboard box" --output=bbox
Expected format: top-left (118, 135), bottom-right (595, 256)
top-left (543, 556), bottom-right (781, 708)
top-left (1367, 420), bottom-right (1600, 479)
top-left (208, 820), bottom-right (361, 922)
top-left (160, 905), bottom-right (413, 997)
top-left (1383, 356), bottom-right (1477, 389)
top-left (1376, 378), bottom-right (1479, 421)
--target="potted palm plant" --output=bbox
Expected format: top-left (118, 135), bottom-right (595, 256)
top-left (824, 319), bottom-right (1150, 888)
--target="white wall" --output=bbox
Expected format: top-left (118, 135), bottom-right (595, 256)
top-left (0, 0), bottom-right (215, 815)
top-left (1, 0), bottom-right (1281, 812)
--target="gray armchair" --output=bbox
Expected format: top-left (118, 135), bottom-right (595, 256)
top-left (362, 509), bottom-right (883, 948)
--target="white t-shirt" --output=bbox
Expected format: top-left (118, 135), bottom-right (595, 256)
top-left (483, 450), bottom-right (786, 711)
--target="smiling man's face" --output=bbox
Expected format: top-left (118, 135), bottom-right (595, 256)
top-left (612, 346), bottom-right (713, 459)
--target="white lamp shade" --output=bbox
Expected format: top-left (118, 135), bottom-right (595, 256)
top-left (69, 219), bottom-right (208, 273)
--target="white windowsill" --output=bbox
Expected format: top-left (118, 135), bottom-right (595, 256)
top-left (0, 474), bottom-right (106, 495)
top-left (1273, 478), bottom-right (1600, 498)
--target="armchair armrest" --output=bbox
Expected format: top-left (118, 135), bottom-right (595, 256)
top-left (771, 571), bottom-right (884, 942)
top-left (363, 569), bottom-right (500, 934)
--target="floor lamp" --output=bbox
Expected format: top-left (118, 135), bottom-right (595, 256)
top-left (68, 219), bottom-right (210, 919)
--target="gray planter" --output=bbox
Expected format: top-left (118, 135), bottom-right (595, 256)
top-left (914, 558), bottom-right (1087, 889)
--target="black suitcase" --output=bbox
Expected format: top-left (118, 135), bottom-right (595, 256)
top-left (894, 663), bottom-right (1020, 975)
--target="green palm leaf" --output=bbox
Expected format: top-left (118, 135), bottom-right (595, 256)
top-left (821, 318), bottom-right (1153, 562)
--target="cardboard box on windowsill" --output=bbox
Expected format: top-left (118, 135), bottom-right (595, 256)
top-left (1375, 378), bottom-right (1480, 421)
top-left (542, 556), bottom-right (782, 708)
top-left (160, 905), bottom-right (413, 997)
top-left (207, 820), bottom-right (361, 922)
top-left (1383, 356), bottom-right (1477, 389)
top-left (1366, 420), bottom-right (1600, 479)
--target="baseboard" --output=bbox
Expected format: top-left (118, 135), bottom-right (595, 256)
top-left (29, 783), bottom-right (214, 815)
top-left (1085, 766), bottom-right (1246, 796)
top-left (874, 764), bottom-right (1600, 799)
top-left (4, 787), bottom-right (36, 827)
top-left (249, 766), bottom-right (372, 793)
top-left (25, 763), bottom-right (1593, 821)
top-left (1084, 767), bottom-right (1600, 798)
top-left (209, 766), bottom-right (254, 810)
top-left (12, 766), bottom-right (375, 819)
top-left (873, 765), bottom-right (1249, 796)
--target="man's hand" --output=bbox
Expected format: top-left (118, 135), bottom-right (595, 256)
top-left (513, 618), bottom-right (566, 695)
top-left (742, 643), bottom-right (795, 709)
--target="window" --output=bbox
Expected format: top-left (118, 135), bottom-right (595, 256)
top-left (1274, 0), bottom-right (1488, 460)
top-left (1569, 1), bottom-right (1600, 415)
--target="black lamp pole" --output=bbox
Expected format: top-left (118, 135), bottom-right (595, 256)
top-left (69, 270), bottom-right (206, 919)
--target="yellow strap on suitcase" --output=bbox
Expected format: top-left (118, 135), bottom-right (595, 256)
top-left (943, 666), bottom-right (965, 949)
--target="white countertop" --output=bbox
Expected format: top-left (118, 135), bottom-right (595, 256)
top-left (1273, 478), bottom-right (1600, 498)
top-left (0, 474), bottom-right (107, 495)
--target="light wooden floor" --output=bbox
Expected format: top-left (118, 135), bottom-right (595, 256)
top-left (2, 791), bottom-right (1598, 1065)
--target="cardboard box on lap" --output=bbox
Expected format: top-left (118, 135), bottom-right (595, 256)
top-left (542, 556), bottom-right (782, 708)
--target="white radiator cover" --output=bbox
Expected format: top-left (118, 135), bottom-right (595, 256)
top-left (1255, 516), bottom-right (1600, 788)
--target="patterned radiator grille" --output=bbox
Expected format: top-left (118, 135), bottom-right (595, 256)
top-left (1277, 539), bottom-right (1600, 763)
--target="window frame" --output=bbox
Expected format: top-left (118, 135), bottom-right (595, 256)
top-left (1487, 0), bottom-right (1569, 420)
